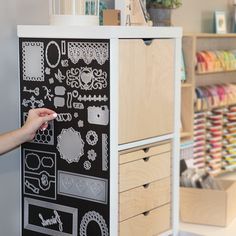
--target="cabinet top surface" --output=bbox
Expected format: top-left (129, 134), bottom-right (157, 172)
top-left (17, 25), bottom-right (182, 39)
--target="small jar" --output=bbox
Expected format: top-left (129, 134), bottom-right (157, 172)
top-left (49, 0), bottom-right (100, 26)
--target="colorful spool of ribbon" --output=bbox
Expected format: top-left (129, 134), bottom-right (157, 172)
top-left (195, 83), bottom-right (236, 111)
top-left (196, 50), bottom-right (236, 73)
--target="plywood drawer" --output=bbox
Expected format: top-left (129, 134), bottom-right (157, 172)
top-left (119, 142), bottom-right (171, 164)
top-left (119, 204), bottom-right (171, 236)
top-left (119, 151), bottom-right (171, 192)
top-left (119, 39), bottom-right (175, 144)
top-left (119, 177), bottom-right (170, 221)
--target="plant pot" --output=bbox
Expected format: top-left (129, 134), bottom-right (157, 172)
top-left (147, 8), bottom-right (171, 26)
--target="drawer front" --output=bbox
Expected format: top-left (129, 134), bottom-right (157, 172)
top-left (119, 142), bottom-right (171, 164)
top-left (119, 151), bottom-right (171, 192)
top-left (119, 204), bottom-right (171, 236)
top-left (119, 177), bottom-right (170, 221)
top-left (119, 39), bottom-right (175, 144)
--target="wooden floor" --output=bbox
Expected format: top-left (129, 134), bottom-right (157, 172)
top-left (180, 218), bottom-right (236, 236)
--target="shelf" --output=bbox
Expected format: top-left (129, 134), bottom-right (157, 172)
top-left (194, 102), bottom-right (236, 113)
top-left (196, 69), bottom-right (236, 76)
top-left (181, 132), bottom-right (192, 139)
top-left (181, 83), bottom-right (192, 88)
top-left (185, 33), bottom-right (236, 38)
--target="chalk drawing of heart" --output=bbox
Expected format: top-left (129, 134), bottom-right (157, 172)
top-left (80, 71), bottom-right (93, 85)
top-left (89, 182), bottom-right (103, 196)
top-left (75, 179), bottom-right (86, 193)
top-left (62, 176), bottom-right (74, 190)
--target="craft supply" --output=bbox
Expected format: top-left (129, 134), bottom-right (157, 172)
top-left (196, 49), bottom-right (236, 73)
top-left (180, 168), bottom-right (223, 190)
top-left (194, 83), bottom-right (236, 111)
top-left (103, 9), bottom-right (121, 25)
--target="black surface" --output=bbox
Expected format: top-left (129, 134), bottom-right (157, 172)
top-left (20, 38), bottom-right (110, 236)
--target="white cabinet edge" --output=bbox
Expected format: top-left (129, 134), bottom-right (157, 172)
top-left (17, 25), bottom-right (182, 39)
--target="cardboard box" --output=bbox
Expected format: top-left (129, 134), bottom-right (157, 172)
top-left (103, 9), bottom-right (120, 26)
top-left (180, 180), bottom-right (236, 226)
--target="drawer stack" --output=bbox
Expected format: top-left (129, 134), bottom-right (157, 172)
top-left (119, 142), bottom-right (172, 236)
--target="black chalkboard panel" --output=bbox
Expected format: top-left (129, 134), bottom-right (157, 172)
top-left (19, 38), bottom-right (110, 236)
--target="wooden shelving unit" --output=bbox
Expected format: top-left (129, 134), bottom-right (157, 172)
top-left (196, 69), bottom-right (236, 75)
top-left (180, 35), bottom-right (195, 141)
top-left (181, 83), bottom-right (192, 88)
top-left (181, 132), bottom-right (192, 139)
top-left (182, 33), bottom-right (236, 174)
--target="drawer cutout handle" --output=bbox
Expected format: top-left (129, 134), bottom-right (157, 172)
top-left (142, 39), bottom-right (153, 46)
top-left (143, 183), bottom-right (150, 189)
top-left (143, 147), bottom-right (150, 153)
top-left (143, 157), bottom-right (150, 162)
top-left (143, 211), bottom-right (150, 216)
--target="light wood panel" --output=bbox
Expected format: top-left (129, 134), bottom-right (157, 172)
top-left (185, 33), bottom-right (236, 39)
top-left (182, 36), bottom-right (195, 85)
top-left (181, 83), bottom-right (192, 88)
top-left (119, 204), bottom-right (170, 236)
top-left (181, 36), bottom-right (195, 141)
top-left (180, 187), bottom-right (226, 226)
top-left (226, 181), bottom-right (236, 226)
top-left (181, 86), bottom-right (193, 138)
top-left (196, 36), bottom-right (236, 52)
top-left (195, 71), bottom-right (236, 87)
top-left (119, 151), bottom-right (171, 192)
top-left (119, 177), bottom-right (170, 221)
top-left (119, 39), bottom-right (175, 144)
top-left (119, 142), bottom-right (171, 164)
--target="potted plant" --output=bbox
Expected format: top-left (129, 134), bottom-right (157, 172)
top-left (146, 0), bottom-right (182, 26)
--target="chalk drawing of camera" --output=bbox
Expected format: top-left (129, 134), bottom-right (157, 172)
top-left (87, 106), bottom-right (109, 126)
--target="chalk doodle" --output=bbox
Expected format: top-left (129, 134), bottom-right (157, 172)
top-left (57, 127), bottom-right (85, 164)
top-left (66, 67), bottom-right (107, 90)
top-left (80, 211), bottom-right (109, 236)
top-left (22, 41), bottom-right (44, 81)
top-left (68, 42), bottom-right (109, 65)
top-left (23, 149), bottom-right (56, 200)
top-left (22, 96), bottom-right (44, 109)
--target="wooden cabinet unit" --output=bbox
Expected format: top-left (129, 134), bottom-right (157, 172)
top-left (18, 26), bottom-right (181, 236)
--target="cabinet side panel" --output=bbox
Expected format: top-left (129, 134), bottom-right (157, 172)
top-left (19, 38), bottom-right (111, 236)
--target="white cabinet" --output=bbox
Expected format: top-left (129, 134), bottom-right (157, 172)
top-left (18, 26), bottom-right (182, 236)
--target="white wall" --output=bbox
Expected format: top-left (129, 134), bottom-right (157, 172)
top-left (171, 0), bottom-right (234, 33)
top-left (0, 1), bottom-right (48, 235)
